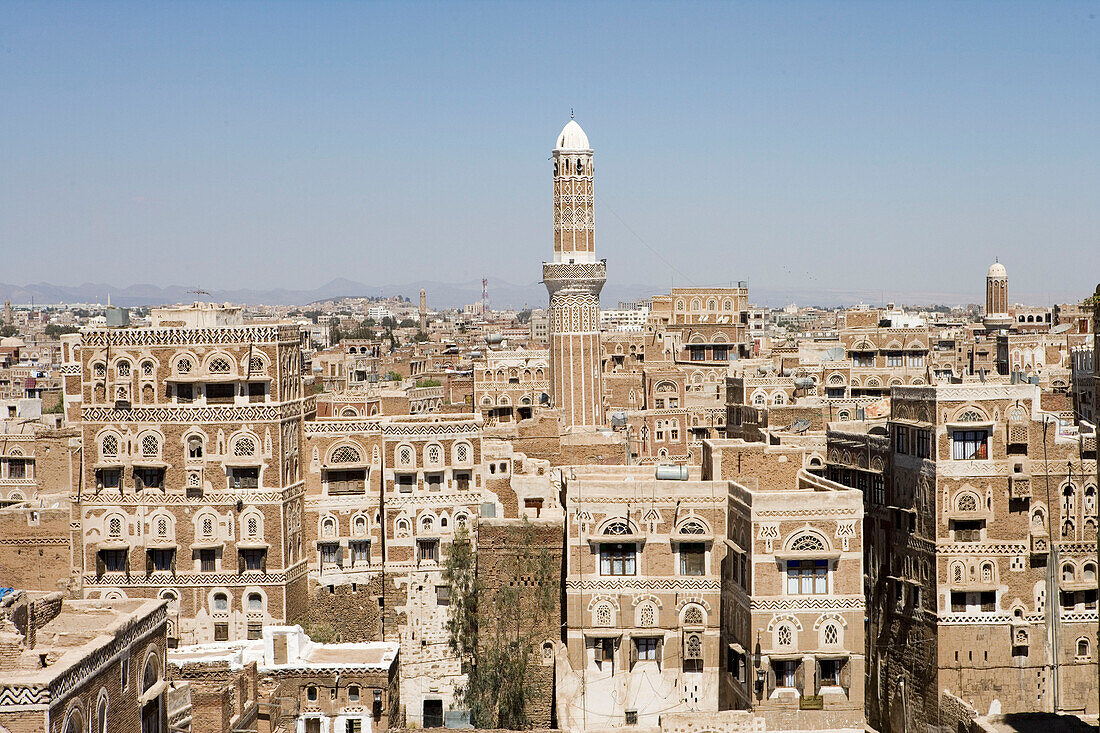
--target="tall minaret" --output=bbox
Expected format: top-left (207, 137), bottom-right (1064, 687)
top-left (983, 260), bottom-right (1011, 331)
top-left (544, 118), bottom-right (606, 429)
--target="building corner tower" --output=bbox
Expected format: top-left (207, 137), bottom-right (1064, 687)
top-left (544, 118), bottom-right (606, 429)
top-left (983, 259), bottom-right (1011, 331)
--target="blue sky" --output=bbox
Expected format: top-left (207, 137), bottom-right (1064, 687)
top-left (1, 1), bottom-right (1098, 304)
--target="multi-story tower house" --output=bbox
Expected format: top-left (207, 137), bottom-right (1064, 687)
top-left (64, 303), bottom-right (311, 646)
top-left (704, 440), bottom-right (866, 730)
top-left (831, 383), bottom-right (1098, 732)
top-left (544, 118), bottom-right (606, 429)
top-left (557, 465), bottom-right (726, 730)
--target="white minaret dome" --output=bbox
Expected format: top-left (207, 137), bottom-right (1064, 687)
top-left (556, 119), bottom-right (590, 151)
top-left (987, 261), bottom-right (1007, 278)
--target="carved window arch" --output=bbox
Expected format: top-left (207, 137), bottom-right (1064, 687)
top-left (425, 443), bottom-right (443, 466)
top-left (100, 432), bottom-right (120, 458)
top-left (678, 519), bottom-right (707, 535)
top-left (788, 533), bottom-right (826, 552)
top-left (208, 356), bottom-right (231, 374)
top-left (353, 515), bottom-right (368, 536)
top-left (776, 623), bottom-right (794, 648)
top-left (321, 516), bottom-right (337, 538)
top-left (637, 602), bottom-right (657, 627)
top-left (330, 444), bottom-right (362, 464)
top-left (682, 604), bottom-right (705, 626)
top-left (233, 435), bottom-right (257, 457)
top-left (822, 621), bottom-right (841, 647)
top-left (396, 444), bottom-right (415, 468)
top-left (116, 359), bottom-right (131, 378)
top-left (602, 519), bottom-right (633, 536)
top-left (594, 603), bottom-right (613, 627)
top-left (421, 514), bottom-right (435, 532)
top-left (107, 514), bottom-right (124, 539)
top-left (140, 433), bottom-right (160, 458)
top-left (174, 355), bottom-right (195, 374)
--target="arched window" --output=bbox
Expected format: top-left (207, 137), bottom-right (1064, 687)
top-left (200, 515), bottom-right (214, 537)
top-left (679, 520), bottom-right (706, 535)
top-left (789, 534), bottom-right (826, 552)
top-left (602, 520), bottom-right (632, 536)
top-left (1062, 563), bottom-right (1075, 582)
top-left (155, 517), bottom-right (168, 538)
top-left (426, 444), bottom-right (442, 465)
top-left (421, 515), bottom-right (434, 532)
top-left (981, 562), bottom-right (994, 584)
top-left (595, 604), bottom-right (612, 627)
top-left (1077, 638), bottom-right (1091, 658)
top-left (187, 436), bottom-right (203, 459)
top-left (234, 436), bottom-right (257, 457)
top-left (957, 493), bottom-right (978, 512)
top-left (682, 605), bottom-right (704, 626)
top-left (1083, 563), bottom-right (1097, 583)
top-left (248, 593), bottom-right (263, 612)
top-left (108, 516), bottom-right (123, 538)
top-left (822, 622), bottom-right (840, 646)
top-left (330, 445), bottom-right (361, 464)
top-left (175, 356), bottom-right (193, 374)
top-left (141, 434), bottom-right (160, 457)
top-left (454, 442), bottom-right (471, 464)
top-left (97, 691), bottom-right (109, 733)
top-left (395, 518), bottom-right (410, 535)
top-left (246, 515), bottom-right (259, 537)
top-left (773, 392), bottom-right (785, 405)
top-left (213, 592), bottom-right (228, 612)
top-left (142, 656), bottom-right (159, 693)
top-left (116, 360), bottom-right (131, 377)
top-left (397, 445), bottom-right (414, 467)
top-left (354, 515), bottom-right (367, 535)
top-left (951, 561), bottom-right (964, 584)
top-left (208, 357), bottom-right (231, 374)
top-left (100, 433), bottom-right (119, 457)
top-left (638, 603), bottom-right (656, 627)
top-left (776, 624), bottom-right (793, 648)
top-left (321, 517), bottom-right (336, 538)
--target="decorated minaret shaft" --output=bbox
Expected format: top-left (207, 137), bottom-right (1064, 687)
top-left (544, 119), bottom-right (606, 429)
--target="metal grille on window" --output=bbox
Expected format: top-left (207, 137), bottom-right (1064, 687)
top-left (235, 437), bottom-right (256, 457)
top-left (141, 435), bottom-right (159, 457)
top-left (176, 358), bottom-right (192, 374)
top-left (823, 624), bottom-right (839, 645)
top-left (790, 534), bottom-right (825, 552)
top-left (603, 520), bottom-right (631, 536)
top-left (679, 520), bottom-right (706, 535)
top-left (331, 446), bottom-right (361, 464)
top-left (101, 434), bottom-right (118, 457)
top-left (249, 357), bottom-right (264, 373)
top-left (777, 625), bottom-right (793, 647)
top-left (456, 443), bottom-right (469, 463)
top-left (209, 357), bottom-right (231, 373)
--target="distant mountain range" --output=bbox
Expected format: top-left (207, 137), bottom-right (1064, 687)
top-left (0, 278), bottom-right (1005, 310)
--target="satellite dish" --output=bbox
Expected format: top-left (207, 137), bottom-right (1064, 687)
top-left (791, 419), bottom-right (812, 433)
top-left (1050, 323), bottom-right (1073, 334)
top-left (793, 377), bottom-right (815, 390)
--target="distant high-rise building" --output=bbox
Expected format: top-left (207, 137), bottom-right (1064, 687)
top-left (543, 118), bottom-right (605, 428)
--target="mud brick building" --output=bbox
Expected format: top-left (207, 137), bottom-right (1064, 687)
top-left (0, 592), bottom-right (167, 733)
top-left (62, 303), bottom-right (312, 645)
top-left (829, 382), bottom-right (1097, 732)
top-left (557, 465), bottom-right (727, 730)
top-left (704, 440), bottom-right (865, 731)
top-left (0, 500), bottom-right (72, 593)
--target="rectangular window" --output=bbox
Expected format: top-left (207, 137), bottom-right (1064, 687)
top-left (240, 549), bottom-right (266, 572)
top-left (679, 543), bottom-right (706, 576)
top-left (951, 591), bottom-right (997, 614)
top-left (176, 383), bottom-right (193, 403)
top-left (148, 549), bottom-right (174, 573)
top-left (214, 622), bottom-right (229, 642)
top-left (454, 471), bottom-right (471, 491)
top-left (596, 638), bottom-right (615, 663)
top-left (625, 711), bottom-right (638, 726)
top-left (713, 347), bottom-right (728, 361)
top-left (951, 520), bottom-right (983, 543)
top-left (350, 540), bottom-right (370, 565)
top-left (952, 429), bottom-right (990, 460)
top-left (228, 467), bottom-right (259, 489)
top-left (199, 548), bottom-right (216, 573)
top-left (916, 430), bottom-right (931, 459)
top-left (325, 469), bottom-right (366, 495)
top-left (8, 460), bottom-right (26, 479)
top-left (895, 426), bottom-right (909, 454)
top-left (100, 549), bottom-right (127, 573)
top-left (247, 381), bottom-right (265, 402)
top-left (133, 467), bottom-right (164, 490)
top-left (600, 543), bottom-right (636, 576)
top-left (786, 560), bottom-right (828, 595)
top-left (853, 353), bottom-right (874, 367)
top-left (435, 585), bottom-right (451, 606)
top-left (907, 353), bottom-right (925, 367)
top-left (247, 621), bottom-right (263, 640)
top-left (396, 474), bottom-right (414, 493)
top-left (886, 352), bottom-right (903, 367)
top-left (320, 543), bottom-right (339, 566)
top-left (96, 468), bottom-right (121, 490)
top-left (417, 539), bottom-right (439, 563)
top-left (206, 383), bottom-right (235, 404)
top-left (690, 347), bottom-right (705, 361)
top-left (634, 637), bottom-right (659, 660)
top-left (347, 721), bottom-right (363, 733)
top-left (775, 660), bottom-right (797, 688)
top-left (819, 659), bottom-right (840, 686)
top-left (426, 473), bottom-right (443, 491)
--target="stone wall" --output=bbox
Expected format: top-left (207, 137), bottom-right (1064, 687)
top-left (0, 504), bottom-right (72, 593)
top-left (293, 575), bottom-right (402, 643)
top-left (474, 518), bottom-right (563, 728)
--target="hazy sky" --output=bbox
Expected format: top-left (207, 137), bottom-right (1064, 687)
top-left (2, 1), bottom-right (1098, 303)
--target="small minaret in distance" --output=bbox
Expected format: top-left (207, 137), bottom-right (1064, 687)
top-left (419, 288), bottom-right (427, 332)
